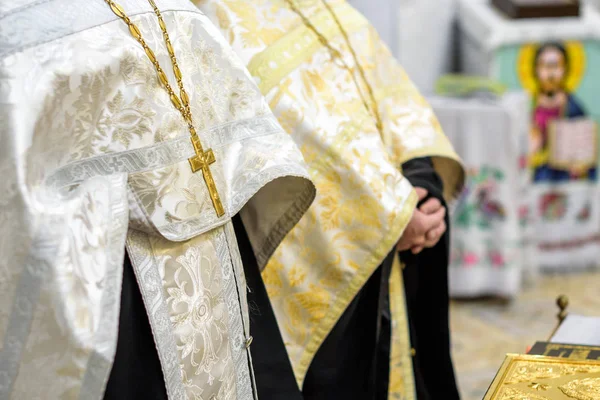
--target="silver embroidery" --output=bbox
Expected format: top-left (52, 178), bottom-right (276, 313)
top-left (126, 230), bottom-right (187, 400)
top-left (126, 224), bottom-right (258, 400)
top-left (221, 223), bottom-right (255, 400)
top-left (45, 116), bottom-right (281, 191)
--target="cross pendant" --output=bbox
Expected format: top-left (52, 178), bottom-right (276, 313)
top-left (188, 134), bottom-right (225, 217)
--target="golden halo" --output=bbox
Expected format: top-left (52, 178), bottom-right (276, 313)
top-left (517, 41), bottom-right (586, 94)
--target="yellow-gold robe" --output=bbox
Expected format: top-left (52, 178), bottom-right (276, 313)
top-left (196, 0), bottom-right (465, 397)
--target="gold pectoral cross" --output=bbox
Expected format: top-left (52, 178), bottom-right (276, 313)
top-left (106, 0), bottom-right (225, 218)
top-left (188, 134), bottom-right (225, 217)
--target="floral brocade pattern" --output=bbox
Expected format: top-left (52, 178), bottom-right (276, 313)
top-left (197, 0), bottom-right (464, 390)
top-left (1, 2), bottom-right (314, 399)
top-left (169, 245), bottom-right (230, 385)
top-left (143, 228), bottom-right (244, 399)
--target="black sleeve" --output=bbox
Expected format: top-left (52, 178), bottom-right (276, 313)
top-left (399, 156), bottom-right (445, 266)
top-left (401, 157), bottom-right (444, 203)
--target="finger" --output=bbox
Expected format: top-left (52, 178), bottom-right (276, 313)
top-left (426, 221), bottom-right (447, 241)
top-left (424, 237), bottom-right (439, 249)
top-left (411, 246), bottom-right (424, 255)
top-left (412, 236), bottom-right (426, 247)
top-left (420, 207), bottom-right (446, 232)
top-left (439, 220), bottom-right (447, 235)
top-left (423, 236), bottom-right (440, 249)
top-left (420, 198), bottom-right (442, 214)
top-left (432, 221), bottom-right (447, 241)
top-left (423, 239), bottom-right (436, 249)
top-left (397, 241), bottom-right (410, 252)
top-left (397, 238), bottom-right (413, 252)
top-left (426, 227), bottom-right (439, 242)
top-left (425, 222), bottom-right (447, 248)
top-left (414, 187), bottom-right (428, 201)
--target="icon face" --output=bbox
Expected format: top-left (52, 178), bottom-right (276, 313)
top-left (535, 45), bottom-right (567, 94)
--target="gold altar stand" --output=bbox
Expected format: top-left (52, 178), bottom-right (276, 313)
top-left (484, 295), bottom-right (600, 399)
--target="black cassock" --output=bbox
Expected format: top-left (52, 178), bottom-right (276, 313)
top-left (398, 157), bottom-right (460, 400)
top-left (104, 253), bottom-right (168, 400)
top-left (234, 214), bottom-right (394, 400)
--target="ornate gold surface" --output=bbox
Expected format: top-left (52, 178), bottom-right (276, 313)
top-left (484, 354), bottom-right (600, 400)
top-left (559, 377), bottom-right (600, 400)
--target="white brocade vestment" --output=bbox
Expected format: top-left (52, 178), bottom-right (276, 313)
top-left (0, 1), bottom-right (315, 399)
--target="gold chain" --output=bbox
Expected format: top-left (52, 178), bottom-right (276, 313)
top-left (284, 0), bottom-right (383, 136)
top-left (105, 0), bottom-right (225, 217)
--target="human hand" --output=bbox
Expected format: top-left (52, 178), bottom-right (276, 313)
top-left (410, 216), bottom-right (446, 254)
top-left (397, 188), bottom-right (446, 253)
top-left (411, 195), bottom-right (447, 254)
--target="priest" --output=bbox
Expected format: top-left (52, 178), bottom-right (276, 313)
top-left (196, 0), bottom-right (465, 398)
top-left (347, 1), bottom-right (463, 397)
top-left (0, 1), bottom-right (316, 399)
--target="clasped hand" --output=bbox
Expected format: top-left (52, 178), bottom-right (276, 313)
top-left (397, 188), bottom-right (446, 255)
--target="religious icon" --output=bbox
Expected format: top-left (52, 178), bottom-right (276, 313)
top-left (518, 41), bottom-right (597, 182)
